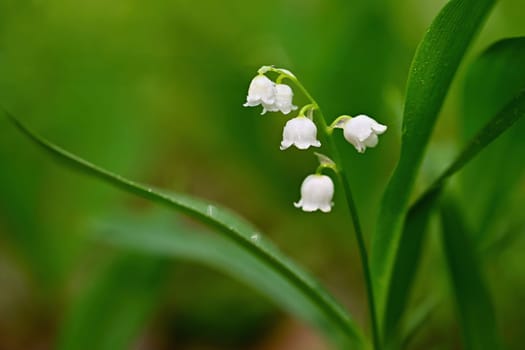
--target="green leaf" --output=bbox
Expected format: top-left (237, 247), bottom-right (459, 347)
top-left (2, 110), bottom-right (365, 349)
top-left (382, 37), bottom-right (525, 343)
top-left (382, 90), bottom-right (525, 347)
top-left (380, 43), bottom-right (525, 340)
top-left (90, 211), bottom-right (353, 348)
top-left (400, 295), bottom-right (439, 350)
top-left (57, 254), bottom-right (167, 350)
top-left (439, 195), bottom-right (501, 350)
top-left (382, 187), bottom-right (441, 348)
top-left (463, 37), bottom-right (525, 138)
top-left (461, 37), bottom-right (525, 244)
top-left (371, 0), bottom-right (495, 328)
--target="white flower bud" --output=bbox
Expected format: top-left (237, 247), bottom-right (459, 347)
top-left (280, 116), bottom-right (321, 150)
top-left (338, 114), bottom-right (387, 153)
top-left (294, 174), bottom-right (334, 213)
top-left (243, 75), bottom-right (276, 113)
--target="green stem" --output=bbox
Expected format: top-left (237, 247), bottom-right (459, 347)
top-left (298, 103), bottom-right (317, 117)
top-left (281, 72), bottom-right (381, 350)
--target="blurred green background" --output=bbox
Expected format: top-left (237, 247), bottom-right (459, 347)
top-left (0, 0), bottom-right (524, 349)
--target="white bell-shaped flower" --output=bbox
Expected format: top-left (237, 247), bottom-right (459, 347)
top-left (243, 73), bottom-right (297, 115)
top-left (280, 116), bottom-right (321, 150)
top-left (294, 174), bottom-right (334, 213)
top-left (338, 115), bottom-right (387, 153)
top-left (243, 75), bottom-right (276, 113)
top-left (273, 84), bottom-right (298, 114)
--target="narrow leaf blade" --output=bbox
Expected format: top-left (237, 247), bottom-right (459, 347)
top-left (461, 37), bottom-right (525, 244)
top-left (371, 0), bottom-right (496, 328)
top-left (383, 90), bottom-right (525, 347)
top-left (383, 187), bottom-right (441, 347)
top-left (382, 38), bottom-right (525, 343)
top-left (91, 211), bottom-right (353, 348)
top-left (2, 110), bottom-right (364, 349)
top-left (440, 195), bottom-right (501, 350)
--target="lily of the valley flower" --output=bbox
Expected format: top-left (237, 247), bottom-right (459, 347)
top-left (294, 174), bottom-right (334, 213)
top-left (280, 116), bottom-right (321, 150)
top-left (243, 75), bottom-right (276, 113)
top-left (243, 75), bottom-right (297, 115)
top-left (335, 114), bottom-right (387, 153)
top-left (272, 84), bottom-right (298, 114)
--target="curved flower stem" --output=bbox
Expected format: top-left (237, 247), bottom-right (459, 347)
top-left (277, 70), bottom-right (380, 350)
top-left (298, 103), bottom-right (317, 117)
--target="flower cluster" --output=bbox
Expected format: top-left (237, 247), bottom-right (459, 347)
top-left (243, 67), bottom-right (387, 213)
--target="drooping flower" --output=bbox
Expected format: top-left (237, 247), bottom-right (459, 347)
top-left (243, 73), bottom-right (297, 115)
top-left (294, 174), bottom-right (334, 213)
top-left (280, 116), bottom-right (321, 150)
top-left (272, 84), bottom-right (298, 114)
top-left (243, 75), bottom-right (276, 114)
top-left (335, 114), bottom-right (387, 153)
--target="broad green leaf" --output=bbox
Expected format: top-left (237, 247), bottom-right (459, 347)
top-left (463, 37), bottom-right (525, 137)
top-left (382, 187), bottom-right (441, 348)
top-left (371, 0), bottom-right (495, 328)
top-left (58, 254), bottom-right (167, 350)
top-left (382, 90), bottom-right (525, 347)
top-left (461, 37), bottom-right (525, 244)
top-left (439, 195), bottom-right (501, 350)
top-left (90, 211), bottom-right (353, 348)
top-left (2, 110), bottom-right (365, 349)
top-left (381, 40), bottom-right (525, 346)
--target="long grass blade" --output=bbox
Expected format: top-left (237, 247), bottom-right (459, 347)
top-left (382, 89), bottom-right (525, 347)
top-left (2, 109), bottom-right (364, 349)
top-left (461, 37), bottom-right (525, 245)
top-left (371, 0), bottom-right (496, 331)
top-left (439, 195), bottom-right (501, 350)
top-left (90, 211), bottom-right (356, 348)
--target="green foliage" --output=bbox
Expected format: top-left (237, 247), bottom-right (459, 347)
top-left (91, 211), bottom-right (357, 348)
top-left (3, 110), bottom-right (364, 349)
top-left (382, 187), bottom-right (440, 348)
top-left (440, 195), bottom-right (501, 350)
top-left (2, 1), bottom-right (525, 349)
top-left (57, 254), bottom-right (167, 350)
top-left (461, 37), bottom-right (525, 246)
top-left (382, 87), bottom-right (525, 348)
top-left (381, 36), bottom-right (525, 348)
top-left (372, 0), bottom-right (496, 326)
top-left (7, 70), bottom-right (524, 349)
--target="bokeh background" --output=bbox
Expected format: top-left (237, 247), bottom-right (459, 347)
top-left (0, 0), bottom-right (524, 349)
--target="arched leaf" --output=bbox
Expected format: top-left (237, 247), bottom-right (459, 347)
top-left (2, 109), bottom-right (365, 349)
top-left (370, 0), bottom-right (496, 331)
top-left (440, 195), bottom-right (501, 350)
top-left (383, 89), bottom-right (525, 347)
